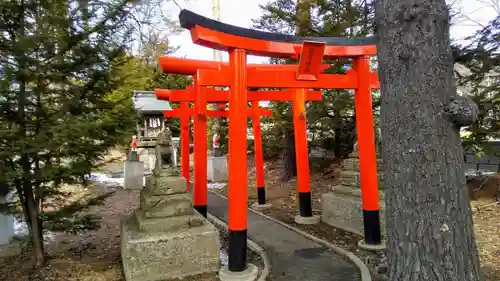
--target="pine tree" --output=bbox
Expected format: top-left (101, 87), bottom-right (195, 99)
top-left (253, 0), bottom-right (379, 173)
top-left (0, 0), bottom-right (148, 267)
top-left (454, 15), bottom-right (500, 158)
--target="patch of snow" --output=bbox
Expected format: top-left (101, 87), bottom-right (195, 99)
top-left (14, 219), bottom-right (56, 242)
top-left (88, 173), bottom-right (124, 187)
top-left (464, 169), bottom-right (497, 178)
top-left (208, 182), bottom-right (226, 190)
top-left (87, 173), bottom-right (147, 188)
top-left (220, 248), bottom-right (229, 266)
top-left (10, 172), bottom-right (150, 244)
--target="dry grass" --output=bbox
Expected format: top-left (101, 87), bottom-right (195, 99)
top-left (471, 199), bottom-right (500, 281)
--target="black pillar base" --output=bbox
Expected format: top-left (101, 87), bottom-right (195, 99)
top-left (257, 187), bottom-right (266, 205)
top-left (298, 192), bottom-right (313, 217)
top-left (194, 205), bottom-right (207, 218)
top-left (228, 229), bottom-right (247, 272)
top-left (362, 209), bottom-right (382, 245)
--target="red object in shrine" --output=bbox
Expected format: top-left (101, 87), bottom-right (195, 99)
top-left (212, 134), bottom-right (220, 149)
top-left (131, 138), bottom-right (137, 150)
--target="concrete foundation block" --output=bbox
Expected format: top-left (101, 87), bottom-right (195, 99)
top-left (128, 151), bottom-right (140, 161)
top-left (0, 203), bottom-right (15, 245)
top-left (138, 148), bottom-right (156, 173)
top-left (139, 193), bottom-right (193, 218)
top-left (342, 158), bottom-right (383, 172)
top-left (207, 156), bottom-right (228, 182)
top-left (331, 185), bottom-right (385, 201)
top-left (358, 239), bottom-right (386, 251)
top-left (0, 193), bottom-right (22, 257)
top-left (321, 191), bottom-right (386, 236)
top-left (294, 215), bottom-right (320, 225)
top-left (147, 176), bottom-right (187, 195)
top-left (251, 202), bottom-right (272, 211)
top-left (219, 264), bottom-right (259, 281)
top-left (124, 161), bottom-right (144, 190)
top-left (135, 211), bottom-right (204, 232)
top-left (339, 171), bottom-right (385, 189)
top-left (121, 215), bottom-right (220, 281)
top-left (340, 171), bottom-right (360, 187)
top-left (0, 239), bottom-right (23, 257)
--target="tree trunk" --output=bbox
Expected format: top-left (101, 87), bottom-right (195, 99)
top-left (17, 0), bottom-right (45, 266)
top-left (14, 179), bottom-right (33, 239)
top-left (20, 153), bottom-right (45, 267)
top-left (282, 133), bottom-right (297, 181)
top-left (375, 1), bottom-right (482, 280)
top-left (23, 169), bottom-right (45, 268)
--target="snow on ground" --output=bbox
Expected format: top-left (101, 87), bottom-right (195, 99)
top-left (208, 182), bottom-right (227, 190)
top-left (220, 249), bottom-right (229, 266)
top-left (87, 173), bottom-right (146, 188)
top-left (465, 170), bottom-right (497, 178)
top-left (88, 173), bottom-right (125, 188)
top-left (12, 173), bottom-right (148, 242)
top-left (14, 219), bottom-right (56, 242)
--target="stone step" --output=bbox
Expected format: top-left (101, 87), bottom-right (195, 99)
top-left (139, 192), bottom-right (194, 218)
top-left (134, 211), bottom-right (205, 232)
top-left (331, 185), bottom-right (385, 200)
top-left (321, 191), bottom-right (386, 236)
top-left (340, 171), bottom-right (360, 187)
top-left (0, 239), bottom-right (23, 258)
top-left (342, 158), bottom-right (383, 172)
top-left (122, 214), bottom-right (220, 281)
top-left (145, 175), bottom-right (187, 195)
top-left (349, 151), bottom-right (381, 158)
top-left (339, 170), bottom-right (385, 189)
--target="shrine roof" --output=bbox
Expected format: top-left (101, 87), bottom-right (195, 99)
top-left (133, 91), bottom-right (172, 115)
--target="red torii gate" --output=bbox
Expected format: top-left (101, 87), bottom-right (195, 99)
top-left (178, 9), bottom-right (383, 278)
top-left (155, 80), bottom-right (323, 215)
top-left (158, 90), bottom-right (272, 211)
top-left (157, 56), bottom-right (324, 216)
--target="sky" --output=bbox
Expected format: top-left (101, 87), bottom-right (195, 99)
top-left (165, 0), bottom-right (498, 63)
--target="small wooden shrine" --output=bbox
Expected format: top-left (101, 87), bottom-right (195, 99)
top-left (133, 90), bottom-right (172, 146)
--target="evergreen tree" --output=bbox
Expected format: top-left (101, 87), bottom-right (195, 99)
top-left (454, 15), bottom-right (500, 158)
top-left (0, 0), bottom-right (155, 267)
top-left (253, 0), bottom-right (379, 175)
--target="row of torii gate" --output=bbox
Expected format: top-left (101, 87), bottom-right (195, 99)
top-left (153, 9), bottom-right (383, 276)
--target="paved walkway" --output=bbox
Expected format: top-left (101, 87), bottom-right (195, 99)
top-left (207, 192), bottom-right (360, 281)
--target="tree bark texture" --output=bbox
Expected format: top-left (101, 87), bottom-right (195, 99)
top-left (18, 0), bottom-right (45, 266)
top-left (375, 1), bottom-right (483, 281)
top-left (283, 133), bottom-right (297, 180)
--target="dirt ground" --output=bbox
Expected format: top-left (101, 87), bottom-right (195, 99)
top-left (212, 158), bottom-right (500, 281)
top-left (0, 184), bottom-right (219, 281)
